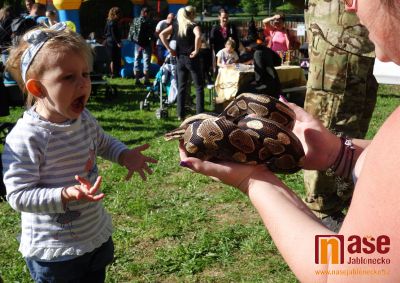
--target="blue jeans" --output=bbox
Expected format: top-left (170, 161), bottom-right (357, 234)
top-left (134, 43), bottom-right (152, 73)
top-left (25, 237), bottom-right (114, 283)
top-left (157, 44), bottom-right (168, 64)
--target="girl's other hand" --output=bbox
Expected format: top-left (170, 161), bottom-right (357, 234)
top-left (119, 144), bottom-right (158, 180)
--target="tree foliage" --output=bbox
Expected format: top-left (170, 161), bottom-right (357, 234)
top-left (240, 0), bottom-right (265, 16)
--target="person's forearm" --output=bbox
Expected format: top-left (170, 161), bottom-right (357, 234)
top-left (159, 34), bottom-right (170, 51)
top-left (194, 35), bottom-right (201, 54)
top-left (247, 174), bottom-right (329, 282)
top-left (262, 16), bottom-right (275, 25)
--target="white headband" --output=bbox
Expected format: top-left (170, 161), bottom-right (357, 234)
top-left (21, 22), bottom-right (67, 83)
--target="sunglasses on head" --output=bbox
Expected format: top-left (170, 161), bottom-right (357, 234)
top-left (344, 0), bottom-right (357, 12)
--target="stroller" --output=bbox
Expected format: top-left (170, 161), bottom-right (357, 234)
top-left (139, 55), bottom-right (178, 119)
top-left (90, 43), bottom-right (117, 98)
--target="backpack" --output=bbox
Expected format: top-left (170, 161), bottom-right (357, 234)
top-left (128, 17), bottom-right (152, 47)
top-left (10, 16), bottom-right (37, 45)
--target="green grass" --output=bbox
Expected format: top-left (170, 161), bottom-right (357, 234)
top-left (1, 81), bottom-right (399, 282)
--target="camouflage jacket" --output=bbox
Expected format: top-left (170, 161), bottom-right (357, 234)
top-left (305, 0), bottom-right (375, 57)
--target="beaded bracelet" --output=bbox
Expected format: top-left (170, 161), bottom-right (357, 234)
top-left (326, 136), bottom-right (355, 180)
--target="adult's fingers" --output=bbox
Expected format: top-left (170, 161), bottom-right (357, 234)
top-left (279, 95), bottom-right (312, 123)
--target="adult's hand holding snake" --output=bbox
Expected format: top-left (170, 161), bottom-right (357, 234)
top-left (278, 96), bottom-right (341, 171)
top-left (179, 140), bottom-right (279, 195)
top-left (280, 97), bottom-right (371, 177)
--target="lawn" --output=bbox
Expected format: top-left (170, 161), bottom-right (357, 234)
top-left (1, 81), bottom-right (399, 282)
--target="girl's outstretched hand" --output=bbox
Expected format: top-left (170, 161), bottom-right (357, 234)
top-left (119, 144), bottom-right (158, 180)
top-left (61, 175), bottom-right (104, 205)
top-left (280, 96), bottom-right (341, 171)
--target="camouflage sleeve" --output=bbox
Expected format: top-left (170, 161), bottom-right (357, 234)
top-left (306, 0), bottom-right (375, 57)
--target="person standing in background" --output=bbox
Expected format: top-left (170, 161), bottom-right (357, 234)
top-left (104, 7), bottom-right (122, 78)
top-left (128, 7), bottom-right (154, 86)
top-left (262, 13), bottom-right (290, 53)
top-left (303, 0), bottom-right (378, 231)
top-left (21, 0), bottom-right (34, 17)
top-left (154, 12), bottom-right (175, 65)
top-left (210, 9), bottom-right (239, 74)
top-left (159, 5), bottom-right (204, 121)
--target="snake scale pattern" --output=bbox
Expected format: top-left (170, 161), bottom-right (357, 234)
top-left (165, 93), bottom-right (305, 174)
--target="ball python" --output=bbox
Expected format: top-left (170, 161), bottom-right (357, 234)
top-left (165, 93), bottom-right (305, 173)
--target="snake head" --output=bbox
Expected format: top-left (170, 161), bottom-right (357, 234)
top-left (164, 113), bottom-right (218, 141)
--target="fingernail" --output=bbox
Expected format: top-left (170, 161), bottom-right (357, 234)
top-left (179, 160), bottom-right (192, 169)
top-left (279, 95), bottom-right (288, 102)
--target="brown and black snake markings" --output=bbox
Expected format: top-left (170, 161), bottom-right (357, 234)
top-left (165, 93), bottom-right (305, 174)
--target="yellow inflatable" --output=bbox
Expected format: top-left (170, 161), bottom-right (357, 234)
top-left (64, 21), bottom-right (76, 32)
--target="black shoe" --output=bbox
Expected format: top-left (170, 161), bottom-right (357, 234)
top-left (321, 211), bottom-right (345, 232)
top-left (135, 79), bottom-right (143, 86)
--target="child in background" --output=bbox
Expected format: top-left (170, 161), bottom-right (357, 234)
top-left (2, 23), bottom-right (157, 282)
top-left (216, 37), bottom-right (239, 68)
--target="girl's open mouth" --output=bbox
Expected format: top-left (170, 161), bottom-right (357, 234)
top-left (71, 96), bottom-right (86, 113)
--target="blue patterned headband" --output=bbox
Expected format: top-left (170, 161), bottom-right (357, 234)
top-left (21, 22), bottom-right (67, 83)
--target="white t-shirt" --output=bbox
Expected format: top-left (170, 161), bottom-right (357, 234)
top-left (216, 48), bottom-right (239, 65)
top-left (156, 19), bottom-right (170, 46)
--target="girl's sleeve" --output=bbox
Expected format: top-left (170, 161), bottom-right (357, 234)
top-left (2, 128), bottom-right (65, 213)
top-left (88, 112), bottom-right (128, 163)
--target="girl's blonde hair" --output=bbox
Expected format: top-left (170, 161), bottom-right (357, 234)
top-left (5, 26), bottom-right (93, 107)
top-left (177, 5), bottom-right (196, 37)
top-left (225, 37), bottom-right (236, 49)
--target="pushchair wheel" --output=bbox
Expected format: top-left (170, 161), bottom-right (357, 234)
top-left (139, 100), bottom-right (150, 111)
top-left (155, 108), bottom-right (168, 119)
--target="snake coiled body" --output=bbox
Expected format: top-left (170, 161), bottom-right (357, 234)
top-left (165, 93), bottom-right (305, 173)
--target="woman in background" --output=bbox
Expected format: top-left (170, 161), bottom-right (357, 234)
top-left (262, 13), bottom-right (290, 53)
top-left (159, 5), bottom-right (204, 121)
top-left (104, 7), bottom-right (122, 78)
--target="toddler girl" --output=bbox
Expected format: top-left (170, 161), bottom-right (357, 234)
top-left (2, 23), bottom-right (157, 282)
top-left (216, 37), bottom-right (239, 68)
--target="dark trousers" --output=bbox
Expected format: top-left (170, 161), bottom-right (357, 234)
top-left (199, 48), bottom-right (213, 84)
top-left (252, 48), bottom-right (282, 97)
top-left (26, 237), bottom-right (114, 283)
top-left (176, 55), bottom-right (204, 118)
top-left (105, 44), bottom-right (121, 77)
